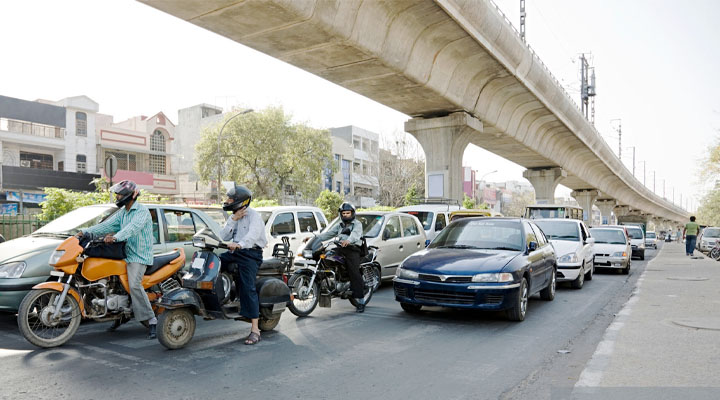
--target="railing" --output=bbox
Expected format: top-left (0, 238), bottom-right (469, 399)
top-left (0, 117), bottom-right (64, 139)
top-left (0, 215), bottom-right (51, 241)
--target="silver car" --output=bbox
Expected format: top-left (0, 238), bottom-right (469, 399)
top-left (589, 227), bottom-right (631, 274)
top-left (698, 227), bottom-right (720, 253)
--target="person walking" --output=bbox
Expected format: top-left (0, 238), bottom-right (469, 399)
top-left (683, 216), bottom-right (700, 256)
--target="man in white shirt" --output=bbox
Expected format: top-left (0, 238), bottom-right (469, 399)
top-left (220, 184), bottom-right (267, 345)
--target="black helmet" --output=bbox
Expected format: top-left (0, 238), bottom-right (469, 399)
top-left (110, 180), bottom-right (137, 208)
top-left (338, 202), bottom-right (356, 223)
top-left (223, 183), bottom-right (252, 212)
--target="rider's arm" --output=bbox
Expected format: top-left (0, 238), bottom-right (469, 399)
top-left (220, 217), bottom-right (238, 241)
top-left (114, 208), bottom-right (150, 242)
top-left (83, 210), bottom-right (121, 237)
top-left (316, 223), bottom-right (340, 242)
top-left (235, 211), bottom-right (265, 249)
top-left (347, 221), bottom-right (363, 245)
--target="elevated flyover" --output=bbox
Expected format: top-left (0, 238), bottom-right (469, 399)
top-left (140, 0), bottom-right (688, 224)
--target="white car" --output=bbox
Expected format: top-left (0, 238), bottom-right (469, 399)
top-left (698, 227), bottom-right (720, 252)
top-left (396, 203), bottom-right (460, 245)
top-left (534, 219), bottom-right (595, 289)
top-left (589, 227), bottom-right (631, 274)
top-left (623, 226), bottom-right (646, 260)
top-left (645, 231), bottom-right (658, 249)
top-left (256, 206), bottom-right (328, 259)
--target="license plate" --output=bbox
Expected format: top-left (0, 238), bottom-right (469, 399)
top-left (614, 263), bottom-right (621, 267)
top-left (50, 270), bottom-right (64, 277)
top-left (191, 257), bottom-right (205, 269)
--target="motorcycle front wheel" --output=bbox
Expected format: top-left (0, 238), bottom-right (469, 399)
top-left (18, 289), bottom-right (82, 348)
top-left (157, 308), bottom-right (196, 350)
top-left (287, 273), bottom-right (319, 317)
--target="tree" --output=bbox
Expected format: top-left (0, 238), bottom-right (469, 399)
top-left (194, 106), bottom-right (333, 202)
top-left (462, 194), bottom-right (476, 209)
top-left (694, 137), bottom-right (720, 225)
top-left (404, 184), bottom-right (419, 206)
top-left (378, 135), bottom-right (425, 207)
top-left (502, 191), bottom-right (536, 217)
top-left (315, 189), bottom-right (344, 221)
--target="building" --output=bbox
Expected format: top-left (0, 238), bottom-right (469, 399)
top-left (462, 166), bottom-right (476, 200)
top-left (327, 126), bottom-right (380, 208)
top-left (0, 95), bottom-right (101, 214)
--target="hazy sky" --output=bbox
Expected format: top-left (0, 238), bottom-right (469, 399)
top-left (2, 0), bottom-right (718, 210)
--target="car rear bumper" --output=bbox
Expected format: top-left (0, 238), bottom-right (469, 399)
top-left (393, 278), bottom-right (520, 311)
top-left (594, 256), bottom-right (629, 269)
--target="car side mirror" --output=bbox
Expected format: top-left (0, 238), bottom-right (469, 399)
top-left (382, 230), bottom-right (390, 240)
top-left (586, 237), bottom-right (595, 245)
top-left (528, 241), bottom-right (538, 252)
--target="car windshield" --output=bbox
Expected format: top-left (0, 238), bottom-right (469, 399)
top-left (326, 214), bottom-right (385, 238)
top-left (590, 229), bottom-right (627, 244)
top-left (403, 211), bottom-right (433, 230)
top-left (34, 205), bottom-right (117, 236)
top-left (534, 220), bottom-right (580, 241)
top-left (626, 228), bottom-right (643, 239)
top-left (703, 228), bottom-right (720, 238)
top-left (429, 219), bottom-right (523, 251)
top-left (646, 232), bottom-right (656, 239)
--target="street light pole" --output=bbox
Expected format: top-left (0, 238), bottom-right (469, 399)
top-left (216, 108), bottom-right (254, 202)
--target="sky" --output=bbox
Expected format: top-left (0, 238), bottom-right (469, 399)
top-left (2, 0), bottom-right (719, 211)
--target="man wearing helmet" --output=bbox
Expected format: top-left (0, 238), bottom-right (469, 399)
top-left (306, 202), bottom-right (366, 312)
top-left (219, 183), bottom-right (267, 345)
top-left (77, 180), bottom-right (158, 339)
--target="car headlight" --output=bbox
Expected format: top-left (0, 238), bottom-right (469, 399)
top-left (612, 251), bottom-right (627, 258)
top-left (302, 249), bottom-right (313, 259)
top-left (558, 253), bottom-right (579, 263)
top-left (639, 243), bottom-right (645, 249)
top-left (48, 250), bottom-right (66, 266)
top-left (471, 272), bottom-right (514, 283)
top-left (0, 261), bottom-right (27, 278)
top-left (396, 265), bottom-right (419, 279)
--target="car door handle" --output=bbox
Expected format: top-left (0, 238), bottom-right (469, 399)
top-left (290, 237), bottom-right (297, 240)
top-left (399, 245), bottom-right (404, 249)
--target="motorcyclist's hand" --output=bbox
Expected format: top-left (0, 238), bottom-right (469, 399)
top-left (231, 208), bottom-right (248, 221)
top-left (227, 242), bottom-right (241, 251)
top-left (303, 237), bottom-right (310, 243)
top-left (75, 231), bottom-right (84, 239)
top-left (340, 240), bottom-right (350, 247)
top-left (104, 235), bottom-right (116, 244)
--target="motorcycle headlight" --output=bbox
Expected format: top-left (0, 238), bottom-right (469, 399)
top-left (302, 249), bottom-right (313, 259)
top-left (0, 261), bottom-right (27, 278)
top-left (612, 251), bottom-right (627, 258)
top-left (471, 273), bottom-right (514, 283)
top-left (558, 253), bottom-right (579, 263)
top-left (192, 237), bottom-right (206, 248)
top-left (396, 265), bottom-right (419, 280)
top-left (48, 250), bottom-right (65, 266)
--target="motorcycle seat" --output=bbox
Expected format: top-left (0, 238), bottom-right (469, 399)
top-left (146, 250), bottom-right (181, 275)
top-left (259, 258), bottom-right (283, 271)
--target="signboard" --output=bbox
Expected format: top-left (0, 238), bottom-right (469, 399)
top-left (6, 192), bottom-right (47, 204)
top-left (428, 174), bottom-right (444, 198)
top-left (0, 203), bottom-right (18, 215)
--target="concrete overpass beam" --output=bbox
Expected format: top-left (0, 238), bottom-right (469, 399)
top-left (571, 190), bottom-right (598, 227)
top-left (614, 205), bottom-right (631, 218)
top-left (405, 112), bottom-right (482, 203)
top-left (595, 199), bottom-right (617, 225)
top-left (522, 167), bottom-right (566, 204)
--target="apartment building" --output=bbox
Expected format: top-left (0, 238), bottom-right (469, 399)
top-left (327, 126), bottom-right (380, 208)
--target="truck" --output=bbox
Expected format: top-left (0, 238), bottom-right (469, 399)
top-left (617, 215), bottom-right (648, 236)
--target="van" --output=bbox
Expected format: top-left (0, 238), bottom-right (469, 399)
top-left (396, 204), bottom-right (460, 245)
top-left (255, 206), bottom-right (328, 258)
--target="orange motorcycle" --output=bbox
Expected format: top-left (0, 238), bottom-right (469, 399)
top-left (17, 236), bottom-right (185, 348)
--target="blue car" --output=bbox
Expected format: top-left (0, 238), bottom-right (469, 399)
top-left (393, 218), bottom-right (557, 321)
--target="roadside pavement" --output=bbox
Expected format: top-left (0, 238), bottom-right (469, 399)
top-left (565, 242), bottom-right (720, 399)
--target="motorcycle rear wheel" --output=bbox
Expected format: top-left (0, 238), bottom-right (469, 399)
top-left (710, 248), bottom-right (720, 260)
top-left (287, 273), bottom-right (319, 317)
top-left (348, 270), bottom-right (375, 308)
top-left (18, 289), bottom-right (82, 348)
top-left (157, 308), bottom-right (196, 350)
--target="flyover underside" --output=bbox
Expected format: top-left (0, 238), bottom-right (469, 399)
top-left (139, 0), bottom-right (687, 221)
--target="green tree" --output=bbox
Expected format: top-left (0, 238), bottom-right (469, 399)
top-left (194, 106), bottom-right (333, 202)
top-left (696, 189), bottom-right (720, 226)
top-left (462, 194), bottom-right (476, 209)
top-left (251, 199), bottom-right (280, 208)
top-left (403, 183), bottom-right (419, 206)
top-left (315, 189), bottom-right (344, 221)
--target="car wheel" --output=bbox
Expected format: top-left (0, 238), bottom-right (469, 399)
top-left (622, 261), bottom-right (630, 275)
top-left (540, 269), bottom-right (556, 300)
top-left (640, 251), bottom-right (645, 261)
top-left (570, 264), bottom-right (584, 289)
top-left (507, 277), bottom-right (529, 321)
top-left (400, 303), bottom-right (422, 313)
top-left (585, 261), bottom-right (594, 281)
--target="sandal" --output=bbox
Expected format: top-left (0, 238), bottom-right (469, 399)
top-left (244, 331), bottom-right (261, 345)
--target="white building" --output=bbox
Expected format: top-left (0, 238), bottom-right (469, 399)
top-left (327, 126), bottom-right (380, 208)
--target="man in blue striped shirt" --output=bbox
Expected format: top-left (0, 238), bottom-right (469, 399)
top-left (79, 180), bottom-right (158, 339)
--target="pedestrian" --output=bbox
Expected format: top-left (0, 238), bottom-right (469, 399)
top-left (676, 228), bottom-right (682, 243)
top-left (78, 180), bottom-right (158, 339)
top-left (683, 216), bottom-right (700, 256)
top-left (219, 183), bottom-right (267, 345)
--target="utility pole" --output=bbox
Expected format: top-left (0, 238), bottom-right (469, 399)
top-left (611, 119), bottom-right (622, 158)
top-left (580, 54), bottom-right (597, 124)
top-left (663, 179), bottom-right (665, 198)
top-left (631, 146), bottom-right (636, 176)
top-left (642, 161), bottom-right (646, 186)
top-left (653, 171), bottom-right (656, 192)
top-left (520, 0), bottom-right (526, 42)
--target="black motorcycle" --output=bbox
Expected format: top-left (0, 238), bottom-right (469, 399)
top-left (154, 228), bottom-right (291, 349)
top-left (287, 236), bottom-right (380, 317)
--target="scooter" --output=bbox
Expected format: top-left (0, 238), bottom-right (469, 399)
top-left (154, 228), bottom-right (291, 349)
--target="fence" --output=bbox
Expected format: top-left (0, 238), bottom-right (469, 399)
top-left (0, 215), bottom-right (50, 240)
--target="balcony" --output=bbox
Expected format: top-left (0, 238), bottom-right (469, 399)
top-left (0, 118), bottom-right (64, 139)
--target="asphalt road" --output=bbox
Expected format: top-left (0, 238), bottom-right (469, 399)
top-left (0, 246), bottom-right (657, 400)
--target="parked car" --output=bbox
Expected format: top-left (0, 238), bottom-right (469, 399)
top-left (0, 233), bottom-right (4, 243)
top-left (645, 231), bottom-right (658, 250)
top-left (0, 203), bottom-right (223, 313)
top-left (393, 217), bottom-right (556, 321)
top-left (255, 206), bottom-right (328, 259)
top-left (187, 204), bottom-right (228, 226)
top-left (534, 219), bottom-right (595, 289)
top-left (589, 227), bottom-right (631, 274)
top-left (624, 226), bottom-right (645, 260)
top-left (698, 227), bottom-right (720, 252)
top-left (298, 211), bottom-right (426, 286)
top-left (396, 203), bottom-right (460, 246)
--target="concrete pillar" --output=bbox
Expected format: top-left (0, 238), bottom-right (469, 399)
top-left (522, 167), bottom-right (566, 204)
top-left (614, 205), bottom-right (631, 219)
top-left (595, 199), bottom-right (617, 225)
top-left (405, 112), bottom-right (481, 203)
top-left (571, 189), bottom-right (598, 227)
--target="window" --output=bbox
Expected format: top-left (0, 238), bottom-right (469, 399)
top-left (383, 216), bottom-right (402, 240)
top-left (335, 154), bottom-right (341, 170)
top-left (58, 161), bottom-right (64, 171)
top-left (435, 213), bottom-right (447, 231)
top-left (150, 209), bottom-right (160, 245)
top-left (298, 212), bottom-right (318, 233)
top-left (342, 159), bottom-right (351, 195)
top-left (271, 212), bottom-right (296, 236)
top-left (163, 210), bottom-right (196, 242)
top-left (75, 112), bottom-right (87, 136)
top-left (530, 224), bottom-right (547, 246)
top-left (20, 151), bottom-right (53, 170)
top-left (192, 213), bottom-right (209, 232)
top-left (336, 181), bottom-right (342, 193)
top-left (150, 130), bottom-right (166, 175)
top-left (106, 151), bottom-right (137, 171)
top-left (524, 222), bottom-right (538, 246)
top-left (401, 216), bottom-right (419, 237)
top-left (76, 154), bottom-right (86, 173)
top-left (314, 212), bottom-right (327, 230)
top-left (324, 167), bottom-right (333, 190)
